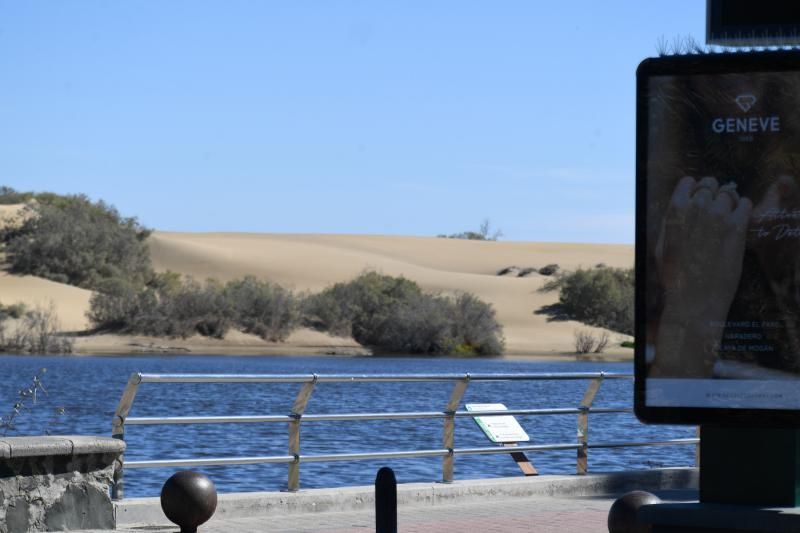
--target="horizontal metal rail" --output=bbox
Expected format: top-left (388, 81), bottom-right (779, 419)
top-left (124, 407), bottom-right (633, 426)
top-left (126, 455), bottom-right (296, 469)
top-left (112, 371), bottom-right (695, 500)
top-left (124, 438), bottom-right (699, 469)
top-left (588, 438), bottom-right (700, 449)
top-left (135, 372), bottom-right (633, 384)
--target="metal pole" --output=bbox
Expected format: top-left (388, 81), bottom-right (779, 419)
top-left (442, 375), bottom-right (469, 483)
top-left (577, 376), bottom-right (603, 475)
top-left (695, 426), bottom-right (701, 467)
top-left (288, 376), bottom-right (316, 492)
top-left (111, 373), bottom-right (142, 500)
top-left (375, 467), bottom-right (397, 533)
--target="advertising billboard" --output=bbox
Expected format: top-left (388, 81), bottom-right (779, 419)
top-left (635, 51), bottom-right (800, 425)
top-left (706, 0), bottom-right (800, 47)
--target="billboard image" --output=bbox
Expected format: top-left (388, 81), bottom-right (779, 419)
top-left (636, 52), bottom-right (800, 424)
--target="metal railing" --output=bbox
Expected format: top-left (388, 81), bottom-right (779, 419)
top-left (110, 372), bottom-right (698, 500)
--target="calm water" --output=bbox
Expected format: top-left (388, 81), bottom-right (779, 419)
top-left (0, 355), bottom-right (695, 497)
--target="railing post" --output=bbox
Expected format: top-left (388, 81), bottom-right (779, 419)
top-left (577, 375), bottom-right (603, 475)
top-left (111, 373), bottom-right (143, 500)
top-left (287, 375), bottom-right (317, 492)
top-left (695, 426), bottom-right (701, 467)
top-left (442, 374), bottom-right (469, 483)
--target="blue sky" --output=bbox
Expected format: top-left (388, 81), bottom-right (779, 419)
top-left (0, 1), bottom-right (706, 243)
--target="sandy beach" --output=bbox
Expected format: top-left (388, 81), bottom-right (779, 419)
top-left (0, 219), bottom-right (634, 359)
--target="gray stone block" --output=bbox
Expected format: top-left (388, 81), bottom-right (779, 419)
top-left (44, 484), bottom-right (115, 531)
top-left (3, 436), bottom-right (73, 458)
top-left (0, 436), bottom-right (124, 532)
top-left (69, 435), bottom-right (126, 455)
top-left (4, 497), bottom-right (30, 533)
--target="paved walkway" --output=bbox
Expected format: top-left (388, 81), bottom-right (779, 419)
top-left (77, 491), bottom-right (695, 533)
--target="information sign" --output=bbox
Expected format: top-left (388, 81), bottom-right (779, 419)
top-left (466, 403), bottom-right (529, 443)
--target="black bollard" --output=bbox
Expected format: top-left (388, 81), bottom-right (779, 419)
top-left (161, 470), bottom-right (218, 533)
top-left (375, 466), bottom-right (397, 533)
top-left (607, 490), bottom-right (661, 533)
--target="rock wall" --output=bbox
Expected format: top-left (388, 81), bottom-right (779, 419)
top-left (0, 436), bottom-right (125, 532)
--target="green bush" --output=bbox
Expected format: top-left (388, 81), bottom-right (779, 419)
top-left (448, 293), bottom-right (505, 355)
top-left (225, 276), bottom-right (301, 341)
top-left (304, 271), bottom-right (504, 355)
top-left (88, 274), bottom-right (301, 341)
top-left (0, 302), bottom-right (27, 321)
top-left (438, 219), bottom-right (502, 241)
top-left (164, 279), bottom-right (233, 339)
top-left (0, 186), bottom-right (35, 205)
top-left (4, 193), bottom-right (152, 289)
top-left (540, 267), bottom-right (634, 335)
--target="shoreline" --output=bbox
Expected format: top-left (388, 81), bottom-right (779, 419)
top-left (40, 331), bottom-right (635, 362)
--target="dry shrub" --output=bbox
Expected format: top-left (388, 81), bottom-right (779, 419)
top-left (573, 329), bottom-right (609, 355)
top-left (0, 303), bottom-right (73, 354)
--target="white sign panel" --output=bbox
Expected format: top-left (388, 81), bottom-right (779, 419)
top-left (466, 403), bottom-right (530, 444)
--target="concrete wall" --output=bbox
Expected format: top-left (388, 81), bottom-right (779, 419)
top-left (0, 436), bottom-right (125, 533)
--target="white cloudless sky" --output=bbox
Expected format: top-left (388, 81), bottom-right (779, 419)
top-left (0, 1), bottom-right (707, 243)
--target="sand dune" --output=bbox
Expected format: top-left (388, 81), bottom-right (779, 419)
top-left (0, 271), bottom-right (92, 332)
top-left (0, 220), bottom-right (634, 357)
top-left (149, 233), bottom-right (634, 357)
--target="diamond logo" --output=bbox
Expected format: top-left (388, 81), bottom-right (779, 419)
top-left (735, 94), bottom-right (757, 113)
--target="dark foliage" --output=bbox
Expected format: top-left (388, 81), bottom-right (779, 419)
top-left (438, 219), bottom-right (502, 241)
top-left (0, 186), bottom-right (35, 205)
top-left (539, 267), bottom-right (634, 335)
top-left (225, 276), bottom-right (301, 341)
top-left (88, 274), bottom-right (301, 341)
top-left (304, 271), bottom-right (504, 355)
top-left (3, 193), bottom-right (152, 289)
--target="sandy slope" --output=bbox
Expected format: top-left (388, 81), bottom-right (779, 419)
top-left (0, 271), bottom-right (92, 332)
top-left (0, 214), bottom-right (634, 356)
top-left (148, 233), bottom-right (634, 356)
top-left (0, 203), bottom-right (26, 226)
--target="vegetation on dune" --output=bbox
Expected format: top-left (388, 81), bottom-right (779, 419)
top-left (438, 219), bottom-right (503, 241)
top-left (0, 186), bottom-right (36, 205)
top-left (540, 266), bottom-right (634, 336)
top-left (88, 274), bottom-right (302, 342)
top-left (304, 271), bottom-right (504, 355)
top-left (90, 270), bottom-right (504, 355)
top-left (0, 187), bottom-right (152, 290)
top-left (0, 302), bottom-right (27, 321)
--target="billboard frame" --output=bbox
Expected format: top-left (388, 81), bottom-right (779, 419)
top-left (706, 0), bottom-right (800, 47)
top-left (635, 50), bottom-right (800, 426)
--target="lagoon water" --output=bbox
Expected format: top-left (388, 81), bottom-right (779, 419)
top-left (0, 355), bottom-right (695, 497)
